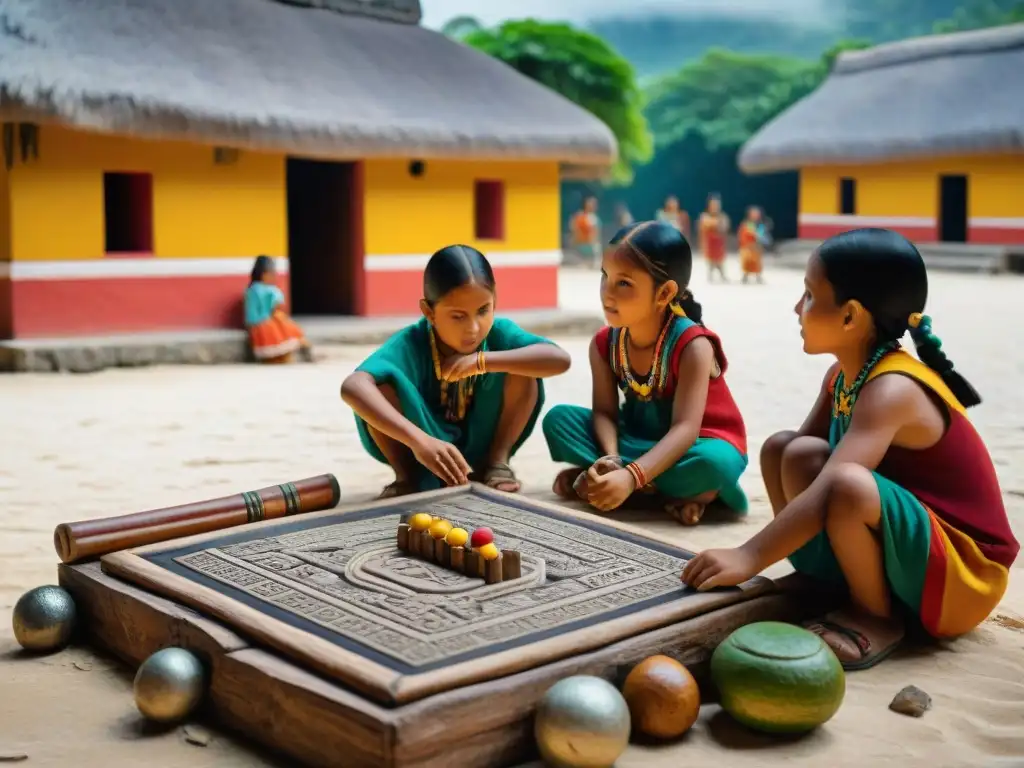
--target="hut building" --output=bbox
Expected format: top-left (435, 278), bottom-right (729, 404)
top-left (739, 24), bottom-right (1024, 246)
top-left (0, 0), bottom-right (615, 339)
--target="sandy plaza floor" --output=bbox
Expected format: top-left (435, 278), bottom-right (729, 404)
top-left (1, 261), bottom-right (1022, 767)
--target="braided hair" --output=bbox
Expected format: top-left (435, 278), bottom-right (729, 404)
top-left (817, 228), bottom-right (980, 408)
top-left (609, 221), bottom-right (703, 324)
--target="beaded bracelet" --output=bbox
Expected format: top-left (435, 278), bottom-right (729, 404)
top-left (625, 462), bottom-right (647, 490)
top-left (477, 350), bottom-right (486, 374)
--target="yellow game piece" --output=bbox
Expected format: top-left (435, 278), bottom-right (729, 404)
top-left (429, 519), bottom-right (453, 540)
top-left (478, 542), bottom-right (499, 561)
top-left (408, 513), bottom-right (433, 532)
top-left (445, 527), bottom-right (469, 548)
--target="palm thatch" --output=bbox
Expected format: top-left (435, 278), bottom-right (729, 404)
top-left (0, 0), bottom-right (617, 166)
top-left (739, 23), bottom-right (1024, 173)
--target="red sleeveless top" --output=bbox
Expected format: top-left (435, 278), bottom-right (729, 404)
top-left (595, 323), bottom-right (747, 456)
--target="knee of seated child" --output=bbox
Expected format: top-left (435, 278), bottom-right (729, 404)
top-left (503, 373), bottom-right (538, 397)
top-left (823, 463), bottom-right (879, 520)
top-left (780, 434), bottom-right (830, 471)
top-left (760, 430), bottom-right (800, 464)
top-left (542, 403), bottom-right (575, 433)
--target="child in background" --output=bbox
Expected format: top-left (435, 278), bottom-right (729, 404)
top-left (682, 228), bottom-right (1019, 669)
top-left (244, 255), bottom-right (311, 363)
top-left (341, 245), bottom-right (571, 498)
top-left (543, 221), bottom-right (749, 525)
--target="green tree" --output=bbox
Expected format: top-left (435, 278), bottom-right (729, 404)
top-left (463, 20), bottom-right (653, 183)
top-left (933, 0), bottom-right (1024, 32)
top-left (439, 15), bottom-right (483, 40)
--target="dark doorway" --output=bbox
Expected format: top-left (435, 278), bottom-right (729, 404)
top-left (939, 175), bottom-right (968, 243)
top-left (838, 177), bottom-right (856, 215)
top-left (286, 158), bottom-right (362, 315)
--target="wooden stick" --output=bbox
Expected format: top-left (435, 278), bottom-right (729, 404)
top-left (54, 474), bottom-right (341, 564)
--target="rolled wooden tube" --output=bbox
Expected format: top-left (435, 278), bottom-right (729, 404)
top-left (54, 473), bottom-right (341, 564)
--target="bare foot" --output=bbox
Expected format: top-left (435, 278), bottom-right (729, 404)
top-left (666, 500), bottom-right (706, 525)
top-left (804, 607), bottom-right (905, 670)
top-left (553, 468), bottom-right (583, 499)
top-left (378, 479), bottom-right (418, 499)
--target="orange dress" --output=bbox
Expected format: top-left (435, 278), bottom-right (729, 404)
top-left (738, 221), bottom-right (763, 275)
top-left (244, 282), bottom-right (306, 361)
top-left (700, 214), bottom-right (726, 264)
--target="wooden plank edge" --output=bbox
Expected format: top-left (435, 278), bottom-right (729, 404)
top-left (59, 562), bottom-right (393, 766)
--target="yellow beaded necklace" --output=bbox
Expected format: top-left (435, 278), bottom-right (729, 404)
top-left (428, 325), bottom-right (478, 422)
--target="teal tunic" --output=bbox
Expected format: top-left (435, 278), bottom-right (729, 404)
top-left (354, 317), bottom-right (550, 491)
top-left (542, 315), bottom-right (749, 512)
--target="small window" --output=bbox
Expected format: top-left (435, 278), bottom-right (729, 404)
top-left (104, 172), bottom-right (153, 253)
top-left (838, 177), bottom-right (856, 215)
top-left (474, 180), bottom-right (505, 240)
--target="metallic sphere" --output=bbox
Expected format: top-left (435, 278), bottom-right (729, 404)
top-left (133, 647), bottom-right (206, 723)
top-left (534, 675), bottom-right (631, 768)
top-left (12, 585), bottom-right (77, 653)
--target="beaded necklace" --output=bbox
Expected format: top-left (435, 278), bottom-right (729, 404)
top-left (428, 325), bottom-right (478, 422)
top-left (831, 341), bottom-right (900, 431)
top-left (611, 314), bottom-right (676, 401)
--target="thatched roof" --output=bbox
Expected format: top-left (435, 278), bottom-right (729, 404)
top-left (739, 23), bottom-right (1024, 173)
top-left (0, 0), bottom-right (617, 166)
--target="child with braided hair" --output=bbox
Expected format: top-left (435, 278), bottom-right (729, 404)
top-left (682, 228), bottom-right (1019, 669)
top-left (543, 221), bottom-right (749, 525)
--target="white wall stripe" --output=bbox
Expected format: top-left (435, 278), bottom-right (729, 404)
top-left (969, 217), bottom-right (1024, 228)
top-left (800, 214), bottom-right (1024, 229)
top-left (0, 250), bottom-right (562, 281)
top-left (799, 214), bottom-right (935, 226)
top-left (363, 250), bottom-right (562, 272)
top-left (4, 257), bottom-right (289, 281)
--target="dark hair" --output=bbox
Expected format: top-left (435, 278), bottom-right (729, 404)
top-left (250, 255), bottom-right (275, 285)
top-left (609, 220), bottom-right (703, 324)
top-left (423, 245), bottom-right (496, 305)
top-left (817, 227), bottom-right (980, 408)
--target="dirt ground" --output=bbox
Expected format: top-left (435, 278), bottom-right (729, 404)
top-left (1, 263), bottom-right (1022, 767)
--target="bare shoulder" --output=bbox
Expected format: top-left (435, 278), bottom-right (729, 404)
top-left (856, 373), bottom-right (929, 423)
top-left (677, 333), bottom-right (714, 367)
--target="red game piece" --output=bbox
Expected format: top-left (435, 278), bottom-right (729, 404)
top-left (470, 527), bottom-right (494, 548)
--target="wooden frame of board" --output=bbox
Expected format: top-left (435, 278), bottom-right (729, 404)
top-left (63, 485), bottom-right (838, 766)
top-left (100, 484), bottom-right (779, 705)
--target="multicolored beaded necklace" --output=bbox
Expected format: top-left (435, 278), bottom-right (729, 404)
top-left (610, 314), bottom-right (676, 401)
top-left (831, 341), bottom-right (900, 430)
top-left (428, 325), bottom-right (478, 422)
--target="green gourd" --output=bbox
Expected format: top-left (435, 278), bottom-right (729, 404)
top-left (711, 621), bottom-right (845, 734)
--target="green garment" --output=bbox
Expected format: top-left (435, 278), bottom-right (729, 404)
top-left (354, 317), bottom-right (549, 490)
top-left (542, 404), bottom-right (748, 512)
top-left (541, 313), bottom-right (747, 511)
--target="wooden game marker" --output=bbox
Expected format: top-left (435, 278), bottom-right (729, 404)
top-left (396, 519), bottom-right (522, 584)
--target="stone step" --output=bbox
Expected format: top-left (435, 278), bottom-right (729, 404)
top-left (0, 308), bottom-right (604, 374)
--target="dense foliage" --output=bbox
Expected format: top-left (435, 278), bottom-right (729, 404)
top-left (444, 2), bottom-right (1023, 239)
top-left (463, 21), bottom-right (652, 183)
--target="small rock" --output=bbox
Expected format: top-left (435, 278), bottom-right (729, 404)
top-left (73, 661), bottom-right (93, 672)
top-left (0, 753), bottom-right (28, 763)
top-left (889, 685), bottom-right (932, 717)
top-left (183, 724), bottom-right (212, 747)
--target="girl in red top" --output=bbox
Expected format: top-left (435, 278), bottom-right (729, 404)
top-left (543, 221), bottom-right (749, 525)
top-left (683, 228), bottom-right (1019, 669)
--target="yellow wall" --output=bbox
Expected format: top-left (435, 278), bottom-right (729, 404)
top-left (800, 154), bottom-right (1024, 218)
top-left (7, 127), bottom-right (563, 263)
top-left (363, 159), bottom-right (561, 255)
top-left (0, 161), bottom-right (10, 261)
top-left (8, 126), bottom-right (286, 260)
